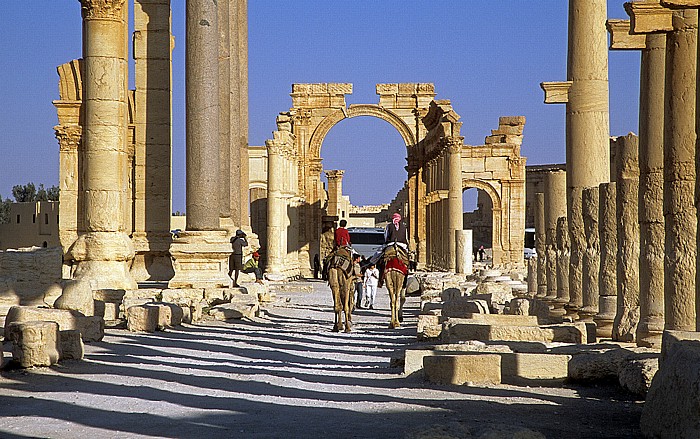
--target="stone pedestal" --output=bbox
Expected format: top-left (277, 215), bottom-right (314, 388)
top-left (7, 321), bottom-right (61, 368)
top-left (613, 134), bottom-right (640, 342)
top-left (580, 186), bottom-right (600, 322)
top-left (325, 170), bottom-right (344, 219)
top-left (168, 231), bottom-right (232, 289)
top-left (595, 182), bottom-right (617, 338)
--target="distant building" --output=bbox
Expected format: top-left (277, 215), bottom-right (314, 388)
top-left (0, 201), bottom-right (60, 250)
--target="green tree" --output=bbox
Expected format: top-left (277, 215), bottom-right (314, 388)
top-left (11, 182), bottom-right (59, 202)
top-left (0, 195), bottom-right (10, 224)
top-left (12, 182), bottom-right (36, 202)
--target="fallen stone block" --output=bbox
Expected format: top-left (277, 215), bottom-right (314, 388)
top-left (4, 306), bottom-right (104, 342)
top-left (442, 298), bottom-right (490, 317)
top-left (509, 298), bottom-right (530, 315)
top-left (204, 288), bottom-right (235, 305)
top-left (161, 288), bottom-right (204, 306)
top-left (209, 302), bottom-right (259, 320)
top-left (59, 329), bottom-right (84, 360)
top-left (441, 321), bottom-right (587, 344)
top-left (440, 287), bottom-right (463, 302)
top-left (445, 314), bottom-right (539, 326)
top-left (54, 279), bottom-right (94, 317)
top-left (7, 321), bottom-right (60, 368)
top-left (660, 330), bottom-right (700, 367)
top-left (126, 305), bottom-right (158, 332)
top-left (93, 289), bottom-right (126, 303)
top-left (149, 302), bottom-right (184, 327)
top-left (500, 352), bottom-right (570, 386)
top-left (424, 354), bottom-right (501, 385)
top-left (567, 347), bottom-right (657, 382)
top-left (618, 357), bottom-right (658, 398)
top-left (641, 340), bottom-right (700, 438)
top-left (404, 342), bottom-right (511, 376)
top-left (417, 314), bottom-right (441, 340)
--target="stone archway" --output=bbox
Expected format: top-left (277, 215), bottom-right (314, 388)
top-left (263, 84), bottom-right (526, 277)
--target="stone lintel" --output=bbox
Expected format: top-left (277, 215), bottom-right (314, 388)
top-left (624, 1), bottom-right (673, 34)
top-left (540, 81), bottom-right (573, 104)
top-left (661, 0), bottom-right (700, 7)
top-left (607, 19), bottom-right (648, 49)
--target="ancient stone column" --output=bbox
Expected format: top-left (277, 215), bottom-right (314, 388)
top-left (595, 182), bottom-right (617, 339)
top-left (325, 170), bottom-right (344, 219)
top-left (637, 33), bottom-right (666, 347)
top-left (217, 0), bottom-right (233, 229)
top-left (237, 0), bottom-right (250, 228)
top-left (664, 9), bottom-right (698, 331)
top-left (580, 186), bottom-right (600, 322)
top-left (447, 138), bottom-right (463, 272)
top-left (544, 171), bottom-right (567, 303)
top-left (553, 216), bottom-right (570, 318)
top-left (567, 187), bottom-right (585, 320)
top-left (69, 0), bottom-right (136, 290)
top-left (535, 193), bottom-right (547, 298)
top-left (131, 0), bottom-right (173, 281)
top-left (613, 134), bottom-right (640, 342)
top-left (456, 229), bottom-right (473, 275)
top-left (169, 0), bottom-right (231, 289)
top-left (266, 141), bottom-right (286, 276)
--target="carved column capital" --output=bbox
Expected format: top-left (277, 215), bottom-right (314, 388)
top-left (79, 0), bottom-right (126, 20)
top-left (442, 137), bottom-right (463, 154)
top-left (54, 125), bottom-right (82, 151)
top-left (325, 169), bottom-right (345, 180)
top-left (265, 141), bottom-right (285, 157)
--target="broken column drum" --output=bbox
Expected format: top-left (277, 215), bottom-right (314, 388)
top-left (580, 186), bottom-right (600, 322)
top-left (595, 182), bottom-right (617, 339)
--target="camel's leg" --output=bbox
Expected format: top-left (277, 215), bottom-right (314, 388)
top-left (343, 274), bottom-right (352, 332)
top-left (329, 269), bottom-right (342, 332)
top-left (398, 278), bottom-right (406, 322)
top-left (386, 270), bottom-right (400, 328)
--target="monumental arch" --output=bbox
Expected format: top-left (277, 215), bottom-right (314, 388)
top-left (263, 83), bottom-right (527, 278)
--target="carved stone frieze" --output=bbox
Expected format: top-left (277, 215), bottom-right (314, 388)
top-left (54, 125), bottom-right (82, 152)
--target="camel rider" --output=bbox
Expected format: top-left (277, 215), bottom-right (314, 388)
top-left (334, 219), bottom-right (351, 248)
top-left (384, 212), bottom-right (408, 249)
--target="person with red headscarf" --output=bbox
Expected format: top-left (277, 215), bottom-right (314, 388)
top-left (242, 251), bottom-right (264, 284)
top-left (384, 212), bottom-right (408, 248)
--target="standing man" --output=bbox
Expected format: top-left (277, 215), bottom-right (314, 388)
top-left (363, 263), bottom-right (379, 309)
top-left (229, 229), bottom-right (248, 287)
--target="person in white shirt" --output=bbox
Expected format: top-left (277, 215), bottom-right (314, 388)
top-left (363, 263), bottom-right (380, 309)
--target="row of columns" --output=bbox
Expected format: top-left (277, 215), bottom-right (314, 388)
top-left (534, 0), bottom-right (700, 347)
top-left (70, 0), bottom-right (249, 290)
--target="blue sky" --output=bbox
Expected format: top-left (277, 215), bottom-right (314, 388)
top-left (0, 1), bottom-right (639, 212)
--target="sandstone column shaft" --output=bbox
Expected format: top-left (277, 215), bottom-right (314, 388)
top-left (567, 187), bottom-right (584, 318)
top-left (566, 0), bottom-right (610, 319)
top-left (664, 10), bottom-right (698, 331)
top-left (535, 192), bottom-right (547, 297)
top-left (447, 139), bottom-right (463, 272)
top-left (554, 216), bottom-right (570, 315)
top-left (544, 171), bottom-right (567, 301)
top-left (217, 0), bottom-right (232, 223)
top-left (72, 0), bottom-right (136, 289)
top-left (614, 134), bottom-right (641, 342)
top-left (186, 0), bottom-right (220, 230)
top-left (580, 186), bottom-right (600, 321)
top-left (595, 182), bottom-right (617, 338)
top-left (237, 0), bottom-right (250, 228)
top-left (266, 144), bottom-right (285, 275)
top-left (637, 33), bottom-right (666, 347)
top-left (325, 170), bottom-right (344, 219)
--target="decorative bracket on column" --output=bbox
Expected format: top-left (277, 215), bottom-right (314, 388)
top-left (624, 1), bottom-right (673, 33)
top-left (607, 19), bottom-right (648, 49)
top-left (540, 81), bottom-right (573, 104)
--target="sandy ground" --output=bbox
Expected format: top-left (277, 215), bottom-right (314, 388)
top-left (0, 280), bottom-right (642, 439)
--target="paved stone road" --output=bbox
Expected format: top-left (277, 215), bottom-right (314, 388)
top-left (0, 280), bottom-right (642, 438)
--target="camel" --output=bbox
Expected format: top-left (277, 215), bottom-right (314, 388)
top-left (381, 244), bottom-right (408, 329)
top-left (328, 265), bottom-right (352, 332)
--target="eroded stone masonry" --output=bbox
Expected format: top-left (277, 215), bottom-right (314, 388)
top-left (3, 1), bottom-right (700, 438)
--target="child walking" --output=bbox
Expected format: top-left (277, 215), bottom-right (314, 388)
top-left (363, 263), bottom-right (379, 309)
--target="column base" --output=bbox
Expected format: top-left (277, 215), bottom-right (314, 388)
top-left (130, 232), bottom-right (174, 282)
top-left (578, 306), bottom-right (599, 323)
top-left (564, 304), bottom-right (581, 321)
top-left (594, 295), bottom-right (617, 338)
top-left (168, 230), bottom-right (232, 289)
top-left (550, 298), bottom-right (568, 318)
top-left (67, 231), bottom-right (137, 290)
top-left (636, 316), bottom-right (664, 348)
